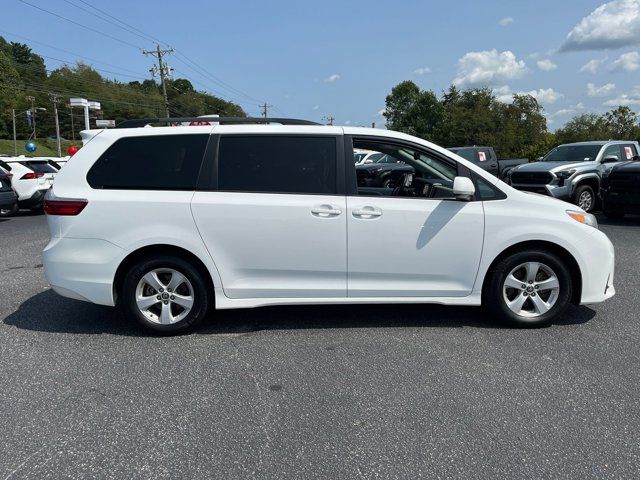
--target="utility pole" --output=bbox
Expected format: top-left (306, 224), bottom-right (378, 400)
top-left (50, 94), bottom-right (62, 157)
top-left (323, 115), bottom-right (335, 126)
top-left (259, 103), bottom-right (272, 119)
top-left (143, 44), bottom-right (174, 118)
top-left (12, 109), bottom-right (17, 156)
top-left (26, 95), bottom-right (36, 139)
top-left (68, 104), bottom-right (75, 141)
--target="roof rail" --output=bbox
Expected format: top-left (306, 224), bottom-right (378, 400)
top-left (115, 117), bottom-right (322, 128)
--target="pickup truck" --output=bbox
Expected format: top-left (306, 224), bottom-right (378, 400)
top-left (447, 146), bottom-right (528, 180)
top-left (601, 157), bottom-right (640, 219)
top-left (509, 140), bottom-right (640, 213)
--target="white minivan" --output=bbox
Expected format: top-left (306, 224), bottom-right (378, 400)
top-left (43, 117), bottom-right (615, 333)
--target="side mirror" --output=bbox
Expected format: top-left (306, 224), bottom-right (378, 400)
top-left (453, 176), bottom-right (475, 201)
top-left (602, 156), bottom-right (618, 164)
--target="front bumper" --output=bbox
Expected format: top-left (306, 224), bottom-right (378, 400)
top-left (577, 229), bottom-right (615, 304)
top-left (511, 182), bottom-right (572, 200)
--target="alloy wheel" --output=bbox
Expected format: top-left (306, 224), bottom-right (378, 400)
top-left (502, 262), bottom-right (560, 318)
top-left (578, 190), bottom-right (593, 211)
top-left (135, 268), bottom-right (194, 324)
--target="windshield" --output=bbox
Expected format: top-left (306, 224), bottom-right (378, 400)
top-left (543, 145), bottom-right (601, 162)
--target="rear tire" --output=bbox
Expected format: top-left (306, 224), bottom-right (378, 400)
top-left (484, 250), bottom-right (572, 328)
top-left (120, 255), bottom-right (210, 334)
top-left (572, 184), bottom-right (595, 213)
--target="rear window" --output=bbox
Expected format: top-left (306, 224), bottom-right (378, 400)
top-left (20, 161), bottom-right (57, 174)
top-left (217, 135), bottom-right (337, 194)
top-left (0, 160), bottom-right (11, 172)
top-left (450, 148), bottom-right (476, 162)
top-left (87, 134), bottom-right (208, 190)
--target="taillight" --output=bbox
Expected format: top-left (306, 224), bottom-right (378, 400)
top-left (44, 199), bottom-right (88, 216)
top-left (21, 172), bottom-right (44, 180)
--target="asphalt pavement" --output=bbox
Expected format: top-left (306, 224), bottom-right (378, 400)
top-left (1, 212), bottom-right (639, 479)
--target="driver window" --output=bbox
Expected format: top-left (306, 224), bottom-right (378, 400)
top-left (353, 139), bottom-right (458, 199)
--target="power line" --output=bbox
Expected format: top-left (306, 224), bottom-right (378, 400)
top-left (143, 44), bottom-right (174, 117)
top-left (16, 0), bottom-right (143, 50)
top-left (259, 103), bottom-right (272, 118)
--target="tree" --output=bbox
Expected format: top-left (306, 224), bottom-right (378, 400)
top-left (603, 106), bottom-right (639, 139)
top-left (384, 80), bottom-right (444, 141)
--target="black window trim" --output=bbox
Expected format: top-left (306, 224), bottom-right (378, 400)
top-left (199, 133), bottom-right (345, 196)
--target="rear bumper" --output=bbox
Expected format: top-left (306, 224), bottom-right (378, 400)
top-left (43, 236), bottom-right (126, 306)
top-left (18, 188), bottom-right (47, 208)
top-left (0, 190), bottom-right (18, 208)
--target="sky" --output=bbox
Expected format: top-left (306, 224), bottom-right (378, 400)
top-left (3, 0), bottom-right (640, 129)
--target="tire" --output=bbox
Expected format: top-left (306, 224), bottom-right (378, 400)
top-left (484, 249), bottom-right (572, 328)
top-left (0, 203), bottom-right (18, 217)
top-left (120, 255), bottom-right (210, 334)
top-left (572, 184), bottom-right (596, 213)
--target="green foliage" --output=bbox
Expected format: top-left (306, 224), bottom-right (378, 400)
top-left (384, 81), bottom-right (640, 160)
top-left (0, 35), bottom-right (245, 141)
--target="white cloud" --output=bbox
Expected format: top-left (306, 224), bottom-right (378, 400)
top-left (453, 49), bottom-right (527, 86)
top-left (603, 85), bottom-right (640, 105)
top-left (610, 51), bottom-right (640, 71)
top-left (587, 82), bottom-right (616, 96)
top-left (537, 59), bottom-right (557, 71)
top-left (561, 0), bottom-right (640, 51)
top-left (324, 74), bottom-right (340, 83)
top-left (344, 120), bottom-right (351, 125)
top-left (579, 58), bottom-right (607, 73)
top-left (493, 86), bottom-right (563, 104)
top-left (377, 109), bottom-right (386, 116)
top-left (498, 17), bottom-right (514, 26)
top-left (312, 105), bottom-right (319, 110)
top-left (414, 66), bottom-right (431, 75)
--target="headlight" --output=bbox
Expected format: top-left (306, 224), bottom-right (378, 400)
top-left (567, 210), bottom-right (598, 229)
top-left (556, 169), bottom-right (576, 179)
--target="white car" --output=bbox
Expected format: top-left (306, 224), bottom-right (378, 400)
top-left (43, 117), bottom-right (615, 334)
top-left (2, 157), bottom-right (57, 211)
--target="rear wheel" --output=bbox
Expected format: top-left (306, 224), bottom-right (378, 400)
top-left (572, 184), bottom-right (595, 213)
top-left (120, 255), bottom-right (210, 334)
top-left (603, 208), bottom-right (625, 219)
top-left (484, 250), bottom-right (572, 327)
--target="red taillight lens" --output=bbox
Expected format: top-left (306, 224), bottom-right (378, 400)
top-left (21, 172), bottom-right (44, 180)
top-left (44, 199), bottom-right (88, 216)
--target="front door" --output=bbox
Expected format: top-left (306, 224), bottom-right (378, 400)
top-left (348, 138), bottom-right (484, 297)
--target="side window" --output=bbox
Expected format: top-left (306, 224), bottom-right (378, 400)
top-left (478, 148), bottom-right (492, 162)
top-left (353, 139), bottom-right (457, 199)
top-left (622, 144), bottom-right (637, 160)
top-left (87, 134), bottom-right (208, 190)
top-left (601, 144), bottom-right (621, 162)
top-left (217, 135), bottom-right (337, 194)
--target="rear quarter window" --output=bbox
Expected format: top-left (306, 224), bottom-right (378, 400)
top-left (87, 134), bottom-right (209, 190)
top-left (20, 161), bottom-right (57, 174)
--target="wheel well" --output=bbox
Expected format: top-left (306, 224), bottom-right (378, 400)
top-left (113, 244), bottom-right (216, 305)
top-left (482, 241), bottom-right (582, 305)
top-left (575, 177), bottom-right (599, 195)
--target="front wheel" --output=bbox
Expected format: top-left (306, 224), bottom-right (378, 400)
top-left (0, 203), bottom-right (18, 217)
top-left (120, 255), bottom-right (210, 334)
top-left (484, 250), bottom-right (572, 327)
top-left (572, 185), bottom-right (596, 213)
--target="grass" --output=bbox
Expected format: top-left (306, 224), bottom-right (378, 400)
top-left (0, 138), bottom-right (80, 157)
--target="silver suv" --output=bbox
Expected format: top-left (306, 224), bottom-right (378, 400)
top-left (508, 141), bottom-right (640, 212)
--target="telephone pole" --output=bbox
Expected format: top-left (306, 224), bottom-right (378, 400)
top-left (50, 94), bottom-right (62, 157)
top-left (143, 44), bottom-right (174, 118)
top-left (12, 109), bottom-right (17, 156)
top-left (26, 95), bottom-right (36, 139)
top-left (323, 115), bottom-right (335, 126)
top-left (259, 103), bottom-right (272, 119)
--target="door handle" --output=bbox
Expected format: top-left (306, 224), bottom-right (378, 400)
top-left (311, 205), bottom-right (342, 217)
top-left (352, 207), bottom-right (382, 219)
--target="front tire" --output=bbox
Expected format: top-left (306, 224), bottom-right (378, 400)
top-left (572, 184), bottom-right (596, 213)
top-left (484, 250), bottom-right (572, 328)
top-left (0, 203), bottom-right (18, 217)
top-left (120, 255), bottom-right (210, 334)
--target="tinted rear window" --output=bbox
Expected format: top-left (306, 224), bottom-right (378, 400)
top-left (0, 160), bottom-right (10, 172)
top-left (218, 135), bottom-right (337, 194)
top-left (450, 148), bottom-right (476, 162)
top-left (87, 134), bottom-right (208, 190)
top-left (20, 161), bottom-right (57, 173)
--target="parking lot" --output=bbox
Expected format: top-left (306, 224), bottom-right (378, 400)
top-left (0, 212), bottom-right (638, 479)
